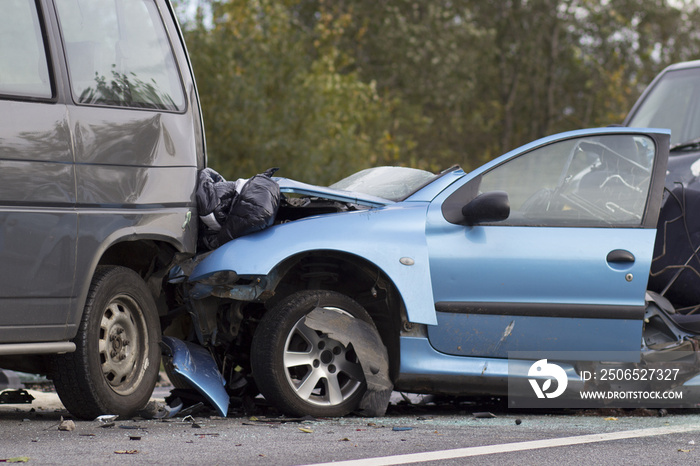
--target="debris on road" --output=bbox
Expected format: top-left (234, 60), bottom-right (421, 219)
top-left (473, 412), bottom-right (496, 419)
top-left (57, 418), bottom-right (75, 431)
top-left (137, 399), bottom-right (182, 419)
top-left (94, 414), bottom-right (117, 428)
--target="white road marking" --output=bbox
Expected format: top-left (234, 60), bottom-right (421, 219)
top-left (304, 425), bottom-right (700, 466)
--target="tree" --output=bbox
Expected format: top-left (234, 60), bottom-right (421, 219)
top-left (182, 0), bottom-right (409, 185)
top-left (177, 0), bottom-right (700, 178)
top-left (331, 0), bottom-right (700, 169)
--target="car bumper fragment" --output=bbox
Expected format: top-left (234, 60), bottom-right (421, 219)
top-left (160, 336), bottom-right (229, 417)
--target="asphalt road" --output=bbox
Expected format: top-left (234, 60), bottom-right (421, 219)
top-left (1, 384), bottom-right (700, 465)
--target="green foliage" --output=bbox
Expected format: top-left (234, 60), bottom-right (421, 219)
top-left (183, 0), bottom-right (405, 184)
top-left (178, 0), bottom-right (700, 182)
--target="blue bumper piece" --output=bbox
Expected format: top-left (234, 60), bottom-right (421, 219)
top-left (161, 336), bottom-right (229, 417)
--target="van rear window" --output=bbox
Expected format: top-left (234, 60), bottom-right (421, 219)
top-left (56, 0), bottom-right (185, 111)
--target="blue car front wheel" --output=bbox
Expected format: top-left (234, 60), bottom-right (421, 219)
top-left (251, 290), bottom-right (373, 417)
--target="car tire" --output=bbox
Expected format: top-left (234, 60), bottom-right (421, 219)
top-left (52, 266), bottom-right (161, 420)
top-left (251, 290), bottom-right (372, 417)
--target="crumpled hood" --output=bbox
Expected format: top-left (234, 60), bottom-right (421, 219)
top-left (274, 178), bottom-right (392, 207)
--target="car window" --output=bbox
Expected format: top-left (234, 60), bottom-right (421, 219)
top-left (0, 0), bottom-right (52, 99)
top-left (55, 0), bottom-right (185, 111)
top-left (627, 68), bottom-right (700, 147)
top-left (479, 134), bottom-right (655, 226)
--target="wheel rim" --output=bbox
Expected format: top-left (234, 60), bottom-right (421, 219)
top-left (283, 307), bottom-right (364, 407)
top-left (97, 294), bottom-right (149, 396)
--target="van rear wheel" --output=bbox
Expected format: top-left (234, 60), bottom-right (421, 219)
top-left (53, 266), bottom-right (161, 419)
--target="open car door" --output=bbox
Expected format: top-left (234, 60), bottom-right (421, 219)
top-left (426, 128), bottom-right (670, 360)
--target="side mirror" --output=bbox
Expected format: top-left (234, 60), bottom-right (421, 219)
top-left (461, 191), bottom-right (510, 226)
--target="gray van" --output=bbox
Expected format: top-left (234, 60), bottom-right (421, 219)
top-left (0, 0), bottom-right (204, 419)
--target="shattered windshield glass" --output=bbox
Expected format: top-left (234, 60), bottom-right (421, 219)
top-left (330, 166), bottom-right (436, 201)
top-left (628, 67), bottom-right (700, 147)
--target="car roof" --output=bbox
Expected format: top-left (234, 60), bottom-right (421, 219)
top-left (662, 59), bottom-right (700, 71)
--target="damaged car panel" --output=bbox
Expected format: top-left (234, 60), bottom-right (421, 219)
top-left (276, 177), bottom-right (391, 207)
top-left (188, 202), bottom-right (438, 326)
top-left (303, 307), bottom-right (393, 416)
top-left (166, 127), bottom-right (700, 417)
top-left (161, 336), bottom-right (229, 417)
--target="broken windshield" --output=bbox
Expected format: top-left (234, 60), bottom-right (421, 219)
top-left (330, 166), bottom-right (436, 201)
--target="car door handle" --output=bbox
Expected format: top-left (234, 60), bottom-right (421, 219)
top-left (606, 249), bottom-right (635, 263)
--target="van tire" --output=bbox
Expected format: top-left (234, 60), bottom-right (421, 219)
top-left (53, 266), bottom-right (161, 420)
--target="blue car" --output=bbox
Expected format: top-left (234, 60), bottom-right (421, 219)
top-left (166, 126), bottom-right (700, 417)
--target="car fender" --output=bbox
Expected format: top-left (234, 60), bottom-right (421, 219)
top-left (189, 203), bottom-right (438, 325)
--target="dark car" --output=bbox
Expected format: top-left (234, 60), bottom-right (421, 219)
top-left (625, 60), bottom-right (700, 151)
top-left (0, 0), bottom-right (204, 419)
top-left (624, 60), bottom-right (700, 310)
